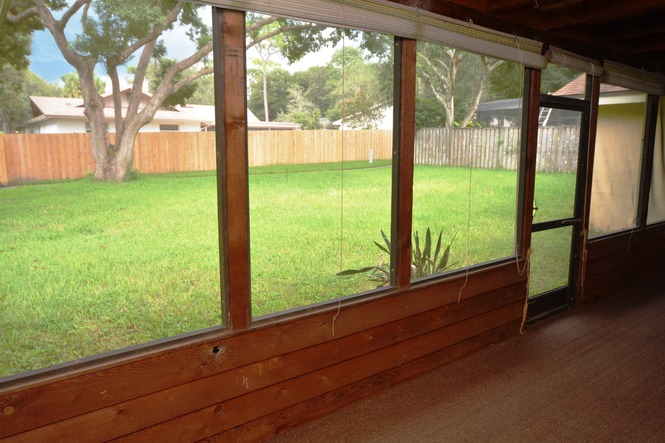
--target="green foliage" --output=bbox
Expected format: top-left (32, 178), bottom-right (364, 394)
top-left (0, 68), bottom-right (62, 133)
top-left (416, 41), bottom-right (507, 128)
top-left (541, 64), bottom-right (581, 94)
top-left (248, 67), bottom-right (293, 120)
top-left (338, 227), bottom-right (456, 287)
top-left (486, 62), bottom-right (524, 100)
top-left (189, 74), bottom-right (214, 105)
top-left (325, 47), bottom-right (390, 127)
top-left (147, 59), bottom-right (198, 107)
top-left (61, 72), bottom-right (105, 98)
top-left (276, 85), bottom-right (322, 129)
top-left (73, 1), bottom-right (209, 61)
top-left (412, 227), bottom-right (457, 279)
top-left (0, 2), bottom-right (43, 70)
top-left (415, 96), bottom-right (448, 129)
top-left (293, 66), bottom-right (337, 118)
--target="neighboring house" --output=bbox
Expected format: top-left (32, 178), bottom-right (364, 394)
top-left (333, 105), bottom-right (394, 130)
top-left (474, 74), bottom-right (643, 127)
top-left (24, 88), bottom-right (300, 133)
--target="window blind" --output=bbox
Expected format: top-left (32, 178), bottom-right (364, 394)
top-left (603, 61), bottom-right (665, 96)
top-left (546, 47), bottom-right (602, 76)
top-left (205, 0), bottom-right (547, 68)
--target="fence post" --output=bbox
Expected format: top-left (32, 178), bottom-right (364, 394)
top-left (0, 137), bottom-right (9, 185)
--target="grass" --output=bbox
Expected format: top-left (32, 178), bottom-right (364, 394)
top-left (0, 162), bottom-right (576, 377)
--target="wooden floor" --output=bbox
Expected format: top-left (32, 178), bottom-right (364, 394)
top-left (268, 284), bottom-right (665, 442)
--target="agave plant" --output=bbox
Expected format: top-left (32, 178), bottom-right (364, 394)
top-left (338, 227), bottom-right (457, 287)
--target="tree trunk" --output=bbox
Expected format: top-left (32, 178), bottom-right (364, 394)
top-left (90, 116), bottom-right (141, 182)
top-left (262, 72), bottom-right (270, 121)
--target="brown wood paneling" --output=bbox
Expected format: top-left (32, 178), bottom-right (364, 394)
top-left (582, 224), bottom-right (665, 302)
top-left (586, 224), bottom-right (665, 260)
top-left (7, 284), bottom-right (524, 442)
top-left (586, 237), bottom-right (665, 279)
top-left (111, 302), bottom-right (524, 441)
top-left (203, 321), bottom-right (520, 443)
top-left (0, 261), bottom-right (524, 439)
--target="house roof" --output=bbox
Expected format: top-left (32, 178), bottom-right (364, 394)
top-left (552, 74), bottom-right (628, 97)
top-left (26, 96), bottom-right (301, 130)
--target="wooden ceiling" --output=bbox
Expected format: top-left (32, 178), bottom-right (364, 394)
top-left (388, 0), bottom-right (665, 74)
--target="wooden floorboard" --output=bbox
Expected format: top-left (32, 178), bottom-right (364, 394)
top-left (267, 282), bottom-right (665, 442)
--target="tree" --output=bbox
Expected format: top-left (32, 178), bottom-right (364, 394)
top-left (188, 73), bottom-right (214, 105)
top-left (249, 40), bottom-right (281, 121)
top-left (0, 65), bottom-right (26, 133)
top-left (1, 0), bottom-right (43, 70)
top-left (0, 68), bottom-right (62, 133)
top-left (293, 65), bottom-right (336, 119)
top-left (276, 85), bottom-right (321, 129)
top-left (61, 72), bottom-right (105, 97)
top-left (248, 67), bottom-right (293, 121)
top-left (9, 2), bottom-right (331, 181)
top-left (416, 42), bottom-right (503, 128)
top-left (326, 46), bottom-right (389, 128)
top-left (541, 65), bottom-right (580, 95)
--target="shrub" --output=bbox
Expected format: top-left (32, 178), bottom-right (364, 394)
top-left (338, 227), bottom-right (456, 287)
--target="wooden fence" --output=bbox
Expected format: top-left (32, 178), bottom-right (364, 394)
top-left (0, 126), bottom-right (579, 185)
top-left (415, 126), bottom-right (580, 172)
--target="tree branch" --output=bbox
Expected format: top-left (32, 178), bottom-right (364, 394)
top-left (174, 66), bottom-right (213, 92)
top-left (6, 6), bottom-right (39, 23)
top-left (246, 16), bottom-right (278, 32)
top-left (247, 23), bottom-right (318, 49)
top-left (110, 1), bottom-right (184, 67)
top-left (58, 0), bottom-right (89, 29)
top-left (32, 0), bottom-right (86, 70)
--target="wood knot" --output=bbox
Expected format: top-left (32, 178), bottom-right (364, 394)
top-left (2, 405), bottom-right (15, 416)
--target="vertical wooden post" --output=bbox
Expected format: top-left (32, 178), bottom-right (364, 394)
top-left (517, 68), bottom-right (541, 259)
top-left (576, 74), bottom-right (601, 305)
top-left (637, 94), bottom-right (660, 228)
top-left (213, 8), bottom-right (251, 330)
top-left (392, 37), bottom-right (417, 288)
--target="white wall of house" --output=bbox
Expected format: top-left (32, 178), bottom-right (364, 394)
top-left (26, 119), bottom-right (202, 134)
top-left (139, 121), bottom-right (201, 132)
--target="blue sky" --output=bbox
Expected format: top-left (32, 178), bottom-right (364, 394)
top-left (28, 6), bottom-right (210, 89)
top-left (28, 6), bottom-right (336, 90)
top-left (30, 30), bottom-right (77, 83)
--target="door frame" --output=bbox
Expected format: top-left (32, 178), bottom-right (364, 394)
top-left (526, 76), bottom-right (593, 321)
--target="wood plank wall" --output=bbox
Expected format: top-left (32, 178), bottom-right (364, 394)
top-left (583, 223), bottom-right (665, 303)
top-left (0, 263), bottom-right (526, 441)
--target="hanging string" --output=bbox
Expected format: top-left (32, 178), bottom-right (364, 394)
top-left (457, 21), bottom-right (477, 303)
top-left (513, 36), bottom-right (532, 333)
top-left (332, 6), bottom-right (347, 337)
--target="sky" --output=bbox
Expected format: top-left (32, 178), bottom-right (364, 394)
top-left (28, 5), bottom-right (341, 94)
top-left (29, 5), bottom-right (213, 91)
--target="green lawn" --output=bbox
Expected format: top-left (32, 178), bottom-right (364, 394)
top-left (0, 163), bottom-right (576, 377)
